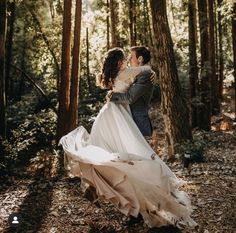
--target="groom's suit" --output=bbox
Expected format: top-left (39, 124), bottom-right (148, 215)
top-left (110, 70), bottom-right (154, 136)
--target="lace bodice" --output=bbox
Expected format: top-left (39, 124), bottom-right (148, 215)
top-left (112, 66), bottom-right (150, 93)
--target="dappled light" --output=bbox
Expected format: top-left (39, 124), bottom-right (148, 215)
top-left (0, 0), bottom-right (235, 232)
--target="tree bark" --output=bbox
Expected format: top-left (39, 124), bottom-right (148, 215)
top-left (188, 0), bottom-right (198, 128)
top-left (208, 0), bottom-right (219, 114)
top-left (144, 0), bottom-right (153, 47)
top-left (217, 0), bottom-right (224, 100)
top-left (197, 0), bottom-right (211, 130)
top-left (110, 0), bottom-right (120, 47)
top-left (68, 0), bottom-right (82, 131)
top-left (129, 0), bottom-right (135, 46)
top-left (0, 0), bottom-right (7, 141)
top-left (5, 0), bottom-right (15, 101)
top-left (150, 0), bottom-right (192, 158)
top-left (57, 0), bottom-right (72, 141)
top-left (86, 27), bottom-right (91, 93)
top-left (232, 2), bottom-right (236, 120)
top-left (133, 0), bottom-right (137, 45)
top-left (106, 0), bottom-right (110, 50)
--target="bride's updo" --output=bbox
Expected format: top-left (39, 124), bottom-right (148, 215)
top-left (97, 47), bottom-right (125, 89)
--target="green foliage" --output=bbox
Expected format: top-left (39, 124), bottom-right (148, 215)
top-left (10, 0), bottom-right (62, 100)
top-left (3, 109), bottom-right (57, 164)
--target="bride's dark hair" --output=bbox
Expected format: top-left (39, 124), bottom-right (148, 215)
top-left (97, 47), bottom-right (125, 89)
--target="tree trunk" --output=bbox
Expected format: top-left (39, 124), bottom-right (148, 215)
top-left (188, 0), bottom-right (198, 128)
top-left (150, 0), bottom-right (192, 158)
top-left (106, 0), bottom-right (110, 50)
top-left (197, 0), bottom-right (211, 131)
top-left (129, 0), bottom-right (135, 46)
top-left (5, 0), bottom-right (15, 101)
top-left (0, 0), bottom-right (7, 141)
top-left (208, 0), bottom-right (219, 114)
top-left (68, 0), bottom-right (82, 131)
top-left (133, 0), bottom-right (137, 45)
top-left (110, 0), bottom-right (120, 47)
top-left (86, 27), bottom-right (91, 93)
top-left (232, 2), bottom-right (236, 120)
top-left (214, 0), bottom-right (219, 102)
top-left (57, 0), bottom-right (72, 141)
top-left (217, 0), bottom-right (224, 99)
top-left (144, 0), bottom-right (153, 48)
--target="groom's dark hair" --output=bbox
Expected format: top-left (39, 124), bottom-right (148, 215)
top-left (130, 46), bottom-right (151, 65)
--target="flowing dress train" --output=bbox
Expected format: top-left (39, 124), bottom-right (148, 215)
top-left (60, 102), bottom-right (197, 228)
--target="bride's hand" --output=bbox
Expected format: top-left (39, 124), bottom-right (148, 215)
top-left (106, 90), bottom-right (113, 102)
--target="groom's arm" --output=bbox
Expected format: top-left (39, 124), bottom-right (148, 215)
top-left (110, 70), bottom-right (153, 105)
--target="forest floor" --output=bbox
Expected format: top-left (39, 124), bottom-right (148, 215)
top-left (0, 101), bottom-right (236, 233)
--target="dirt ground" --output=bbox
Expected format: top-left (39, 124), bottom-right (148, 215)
top-left (0, 103), bottom-right (235, 233)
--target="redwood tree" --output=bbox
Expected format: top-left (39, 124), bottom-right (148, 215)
top-left (57, 0), bottom-right (82, 141)
top-left (57, 0), bottom-right (72, 141)
top-left (106, 0), bottom-right (110, 50)
top-left (110, 0), bottom-right (120, 47)
top-left (232, 2), bottom-right (236, 120)
top-left (68, 0), bottom-right (82, 131)
top-left (197, 0), bottom-right (211, 130)
top-left (217, 0), bottom-right (224, 99)
top-left (150, 0), bottom-right (193, 157)
top-left (188, 0), bottom-right (198, 127)
top-left (0, 0), bottom-right (7, 141)
top-left (208, 0), bottom-right (219, 114)
top-left (129, 0), bottom-right (135, 46)
top-left (5, 0), bottom-right (15, 100)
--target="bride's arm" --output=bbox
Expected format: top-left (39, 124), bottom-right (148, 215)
top-left (109, 70), bottom-right (154, 104)
top-left (123, 65), bottom-right (152, 83)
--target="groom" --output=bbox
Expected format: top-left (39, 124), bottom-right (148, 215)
top-left (107, 46), bottom-right (154, 137)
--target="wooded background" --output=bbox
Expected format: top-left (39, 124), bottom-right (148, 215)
top-left (0, 0), bottom-right (235, 168)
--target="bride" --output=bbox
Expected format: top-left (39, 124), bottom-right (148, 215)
top-left (59, 47), bottom-right (197, 229)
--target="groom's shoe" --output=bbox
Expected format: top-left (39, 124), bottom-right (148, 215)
top-left (124, 213), bottom-right (143, 227)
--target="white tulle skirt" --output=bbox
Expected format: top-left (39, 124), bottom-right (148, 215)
top-left (59, 102), bottom-right (197, 228)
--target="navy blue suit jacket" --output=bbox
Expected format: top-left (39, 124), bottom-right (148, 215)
top-left (110, 70), bottom-right (154, 136)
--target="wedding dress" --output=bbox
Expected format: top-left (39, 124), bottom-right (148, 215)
top-left (59, 67), bottom-right (197, 228)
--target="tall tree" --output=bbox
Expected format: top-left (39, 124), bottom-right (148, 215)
top-left (110, 0), bottom-right (120, 47)
top-left (150, 0), bottom-right (192, 158)
top-left (57, 0), bottom-right (72, 141)
top-left (188, 0), bottom-right (198, 127)
top-left (129, 0), bottom-right (135, 46)
top-left (5, 0), bottom-right (15, 100)
top-left (86, 27), bottom-right (91, 93)
top-left (197, 0), bottom-right (211, 130)
top-left (217, 0), bottom-right (224, 99)
top-left (57, 0), bottom-right (82, 140)
top-left (0, 0), bottom-right (7, 141)
top-left (232, 2), bottom-right (236, 120)
top-left (144, 0), bottom-right (153, 48)
top-left (208, 0), bottom-right (219, 114)
top-left (68, 0), bottom-right (82, 131)
top-left (106, 0), bottom-right (110, 50)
